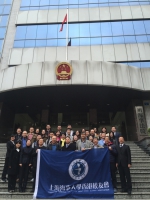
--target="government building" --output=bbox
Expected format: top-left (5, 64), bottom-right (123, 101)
top-left (0, 0), bottom-right (150, 142)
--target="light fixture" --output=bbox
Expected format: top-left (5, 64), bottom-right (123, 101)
top-left (26, 106), bottom-right (29, 108)
top-left (66, 105), bottom-right (69, 106)
top-left (107, 104), bottom-right (110, 106)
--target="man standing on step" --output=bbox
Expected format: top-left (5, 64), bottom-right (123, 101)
top-left (116, 137), bottom-right (132, 195)
top-left (1, 135), bottom-right (15, 182)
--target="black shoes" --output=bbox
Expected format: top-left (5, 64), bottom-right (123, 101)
top-left (121, 189), bottom-right (127, 192)
top-left (121, 188), bottom-right (132, 195)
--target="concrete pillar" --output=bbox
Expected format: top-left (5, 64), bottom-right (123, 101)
top-left (143, 100), bottom-right (150, 130)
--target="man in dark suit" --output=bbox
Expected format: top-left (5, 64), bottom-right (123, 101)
top-left (111, 126), bottom-right (121, 146)
top-left (1, 134), bottom-right (15, 182)
top-left (116, 137), bottom-right (132, 195)
top-left (61, 136), bottom-right (76, 151)
top-left (45, 124), bottom-right (52, 136)
top-left (31, 138), bottom-right (46, 192)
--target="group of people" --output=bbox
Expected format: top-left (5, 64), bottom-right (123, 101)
top-left (1, 124), bottom-right (132, 195)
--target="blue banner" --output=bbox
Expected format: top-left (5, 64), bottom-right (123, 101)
top-left (34, 149), bottom-right (114, 199)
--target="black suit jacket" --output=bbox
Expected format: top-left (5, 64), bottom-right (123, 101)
top-left (116, 144), bottom-right (131, 167)
top-left (32, 146), bottom-right (46, 167)
top-left (20, 146), bottom-right (33, 164)
top-left (61, 143), bottom-right (76, 151)
top-left (8, 148), bottom-right (20, 175)
top-left (6, 141), bottom-right (15, 158)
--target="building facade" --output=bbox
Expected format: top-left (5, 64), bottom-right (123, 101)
top-left (0, 0), bottom-right (150, 141)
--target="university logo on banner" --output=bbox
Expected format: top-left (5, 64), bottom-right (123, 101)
top-left (34, 149), bottom-right (114, 199)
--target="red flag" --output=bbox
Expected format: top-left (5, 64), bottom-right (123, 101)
top-left (59, 14), bottom-right (67, 32)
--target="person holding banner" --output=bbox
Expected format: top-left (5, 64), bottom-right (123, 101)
top-left (31, 138), bottom-right (46, 192)
top-left (92, 137), bottom-right (103, 149)
top-left (104, 137), bottom-right (118, 193)
top-left (76, 132), bottom-right (93, 151)
top-left (47, 136), bottom-right (61, 151)
top-left (61, 136), bottom-right (76, 151)
top-left (19, 140), bottom-right (33, 192)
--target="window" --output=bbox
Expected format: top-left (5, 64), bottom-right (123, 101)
top-left (80, 37), bottom-right (90, 45)
top-left (102, 37), bottom-right (113, 45)
top-left (111, 22), bottom-right (123, 36)
top-left (0, 27), bottom-right (6, 38)
top-left (0, 15), bottom-right (8, 26)
top-left (133, 21), bottom-right (146, 35)
top-left (0, 0), bottom-right (12, 54)
top-left (80, 23), bottom-right (90, 37)
top-left (113, 36), bottom-right (124, 44)
top-left (144, 20), bottom-right (150, 34)
top-left (136, 35), bottom-right (148, 43)
top-left (47, 24), bottom-right (58, 38)
top-left (36, 25), bottom-right (47, 39)
top-left (14, 20), bottom-right (150, 47)
top-left (3, 5), bottom-right (11, 14)
top-left (101, 22), bottom-right (112, 36)
top-left (26, 25), bottom-right (37, 39)
top-left (122, 21), bottom-right (134, 35)
top-left (20, 0), bottom-right (150, 10)
top-left (69, 24), bottom-right (79, 38)
top-left (90, 23), bottom-right (101, 37)
top-left (36, 39), bottom-right (47, 47)
top-left (15, 26), bottom-right (27, 40)
top-left (20, 0), bottom-right (30, 7)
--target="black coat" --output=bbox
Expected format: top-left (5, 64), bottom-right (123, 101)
top-left (15, 134), bottom-right (22, 143)
top-left (116, 144), bottom-right (131, 167)
top-left (20, 146), bottom-right (33, 164)
top-left (8, 148), bottom-right (21, 175)
top-left (104, 143), bottom-right (117, 163)
top-left (47, 143), bottom-right (60, 151)
top-left (6, 141), bottom-right (15, 158)
top-left (32, 146), bottom-right (46, 167)
top-left (61, 143), bottom-right (76, 151)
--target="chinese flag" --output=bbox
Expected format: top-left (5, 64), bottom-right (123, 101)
top-left (59, 14), bottom-right (67, 32)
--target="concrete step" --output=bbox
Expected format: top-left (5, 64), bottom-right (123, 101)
top-left (114, 192), bottom-right (150, 199)
top-left (0, 186), bottom-right (150, 192)
top-left (0, 180), bottom-right (150, 187)
top-left (0, 192), bottom-right (149, 199)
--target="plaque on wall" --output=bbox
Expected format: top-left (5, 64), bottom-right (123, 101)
top-left (135, 106), bottom-right (147, 135)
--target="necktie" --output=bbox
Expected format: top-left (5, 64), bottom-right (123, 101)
top-left (120, 144), bottom-right (122, 147)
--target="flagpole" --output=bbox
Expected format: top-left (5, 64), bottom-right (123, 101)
top-left (66, 8), bottom-right (68, 61)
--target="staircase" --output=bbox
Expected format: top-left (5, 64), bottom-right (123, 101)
top-left (0, 142), bottom-right (150, 199)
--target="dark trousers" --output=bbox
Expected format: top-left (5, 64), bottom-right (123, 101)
top-left (110, 162), bottom-right (117, 188)
top-left (118, 163), bottom-right (132, 191)
top-left (2, 157), bottom-right (9, 180)
top-left (8, 174), bottom-right (17, 191)
top-left (19, 164), bottom-right (30, 190)
top-left (32, 167), bottom-right (36, 190)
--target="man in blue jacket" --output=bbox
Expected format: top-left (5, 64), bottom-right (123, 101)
top-left (104, 136), bottom-right (118, 193)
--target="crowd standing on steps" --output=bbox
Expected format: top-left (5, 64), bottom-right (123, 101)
top-left (0, 125), bottom-right (132, 195)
